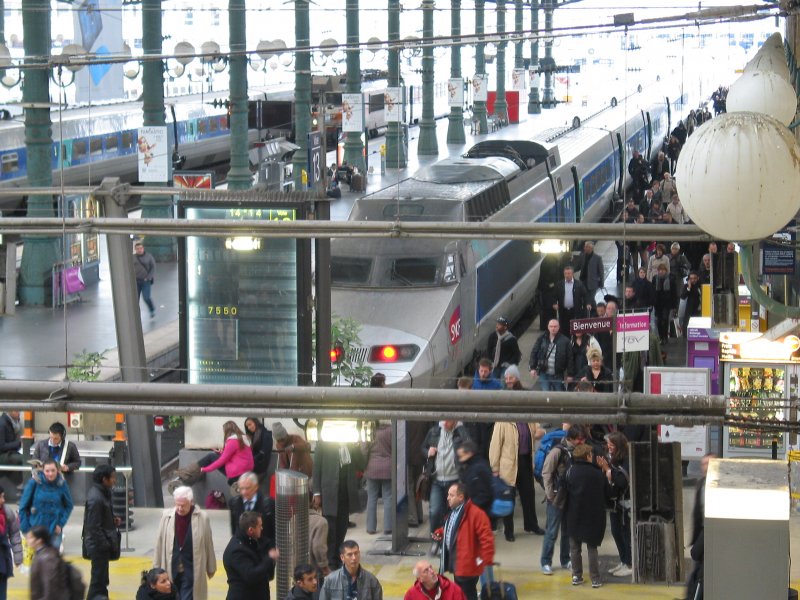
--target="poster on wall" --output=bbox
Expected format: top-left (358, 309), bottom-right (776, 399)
top-left (645, 366), bottom-right (710, 459)
top-left (529, 69), bottom-right (540, 89)
top-left (385, 87), bottom-right (402, 122)
top-left (447, 78), bottom-right (464, 107)
top-left (472, 74), bottom-right (487, 102)
top-left (137, 126), bottom-right (169, 182)
top-left (512, 68), bottom-right (526, 91)
top-left (341, 93), bottom-right (364, 133)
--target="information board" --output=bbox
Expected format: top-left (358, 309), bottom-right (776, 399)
top-left (645, 366), bottom-right (710, 458)
top-left (182, 205), bottom-right (299, 386)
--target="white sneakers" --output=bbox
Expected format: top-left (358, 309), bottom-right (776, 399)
top-left (609, 563), bottom-right (633, 576)
top-left (541, 565), bottom-right (553, 575)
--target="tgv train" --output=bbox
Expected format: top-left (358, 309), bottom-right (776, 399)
top-left (330, 86), bottom-right (689, 388)
top-left (0, 90), bottom-right (260, 215)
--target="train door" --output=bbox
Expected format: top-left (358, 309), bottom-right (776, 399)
top-left (439, 242), bottom-right (469, 382)
top-left (646, 112), bottom-right (653, 158)
top-left (571, 165), bottom-right (584, 222)
top-left (615, 132), bottom-right (625, 198)
top-left (560, 186), bottom-right (576, 224)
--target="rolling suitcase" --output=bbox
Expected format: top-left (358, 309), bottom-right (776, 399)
top-left (480, 563), bottom-right (518, 600)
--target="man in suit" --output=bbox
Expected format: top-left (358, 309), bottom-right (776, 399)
top-left (553, 266), bottom-right (591, 336)
top-left (229, 471), bottom-right (275, 552)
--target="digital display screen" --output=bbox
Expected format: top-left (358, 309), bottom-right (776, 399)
top-left (184, 206), bottom-right (298, 385)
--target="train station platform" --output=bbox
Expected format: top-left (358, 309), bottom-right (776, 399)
top-left (8, 485), bottom-right (800, 600)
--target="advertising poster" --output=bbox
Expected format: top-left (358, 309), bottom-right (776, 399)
top-left (137, 126), bottom-right (169, 182)
top-left (512, 68), bottom-right (526, 91)
top-left (447, 78), bottom-right (464, 107)
top-left (472, 74), bottom-right (487, 102)
top-left (384, 87), bottom-right (402, 122)
top-left (529, 69), bottom-right (540, 88)
top-left (73, 0), bottom-right (125, 103)
top-left (341, 93), bottom-right (364, 133)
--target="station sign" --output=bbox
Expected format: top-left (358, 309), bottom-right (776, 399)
top-left (307, 132), bottom-right (322, 187)
top-left (615, 312), bottom-right (650, 352)
top-left (570, 316), bottom-right (612, 335)
top-left (762, 221), bottom-right (795, 275)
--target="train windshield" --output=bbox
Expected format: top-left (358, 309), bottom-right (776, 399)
top-left (331, 254), bottom-right (453, 288)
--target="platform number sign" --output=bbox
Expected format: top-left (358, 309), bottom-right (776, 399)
top-left (307, 131), bottom-right (322, 188)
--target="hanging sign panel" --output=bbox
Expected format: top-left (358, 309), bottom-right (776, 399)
top-left (341, 93), bottom-right (364, 133)
top-left (137, 126), bottom-right (169, 182)
top-left (385, 87), bottom-right (402, 122)
top-left (472, 74), bottom-right (487, 102)
top-left (512, 68), bottom-right (526, 91)
top-left (447, 78), bottom-right (464, 107)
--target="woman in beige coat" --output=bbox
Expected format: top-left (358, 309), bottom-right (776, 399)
top-left (153, 486), bottom-right (217, 600)
top-left (489, 369), bottom-right (546, 541)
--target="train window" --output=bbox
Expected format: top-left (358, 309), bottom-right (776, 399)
top-left (389, 258), bottom-right (438, 286)
top-left (198, 119), bottom-right (208, 134)
top-left (209, 118), bottom-right (219, 132)
top-left (72, 140), bottom-right (86, 159)
top-left (369, 93), bottom-right (384, 114)
top-left (331, 257), bottom-right (372, 285)
top-left (1, 153), bottom-right (18, 173)
top-left (122, 132), bottom-right (134, 149)
top-left (548, 155), bottom-right (557, 169)
top-left (555, 177), bottom-right (563, 194)
top-left (105, 135), bottom-right (118, 152)
top-left (90, 138), bottom-right (103, 155)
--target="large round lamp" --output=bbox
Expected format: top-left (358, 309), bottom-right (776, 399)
top-left (726, 69), bottom-right (797, 125)
top-left (675, 111), bottom-right (800, 242)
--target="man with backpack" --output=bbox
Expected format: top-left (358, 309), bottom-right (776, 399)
top-left (540, 425), bottom-right (584, 576)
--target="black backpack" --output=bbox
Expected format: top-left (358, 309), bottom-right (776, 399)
top-left (551, 443), bottom-right (574, 496)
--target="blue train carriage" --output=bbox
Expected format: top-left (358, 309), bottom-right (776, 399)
top-left (0, 91), bottom-right (247, 214)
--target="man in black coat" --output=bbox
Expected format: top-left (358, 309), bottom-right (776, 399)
top-left (455, 440), bottom-right (493, 518)
top-left (229, 471), bottom-right (276, 552)
top-left (552, 266), bottom-right (591, 337)
top-left (486, 317), bottom-right (521, 379)
top-left (286, 563), bottom-right (319, 600)
top-left (529, 319), bottom-right (574, 392)
top-left (223, 511), bottom-right (280, 600)
top-left (0, 412), bottom-right (22, 469)
top-left (82, 464), bottom-right (121, 600)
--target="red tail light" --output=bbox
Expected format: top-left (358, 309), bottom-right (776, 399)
top-left (369, 344), bottom-right (420, 363)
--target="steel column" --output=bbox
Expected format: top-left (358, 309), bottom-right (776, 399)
top-left (18, 0), bottom-right (57, 305)
top-left (542, 0), bottom-right (555, 107)
top-left (292, 0), bottom-right (312, 190)
top-left (474, 0), bottom-right (489, 135)
top-left (494, 1), bottom-right (507, 122)
top-left (226, 0), bottom-right (251, 190)
top-left (527, 0), bottom-right (541, 114)
top-left (343, 0), bottom-right (365, 172)
top-left (140, 0), bottom-right (176, 260)
top-left (386, 0), bottom-right (407, 167)
top-left (417, 0), bottom-right (438, 156)
top-left (99, 179), bottom-right (163, 508)
top-left (446, 0), bottom-right (466, 144)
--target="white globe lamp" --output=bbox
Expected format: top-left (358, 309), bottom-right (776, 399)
top-left (675, 111), bottom-right (800, 242)
top-left (744, 32), bottom-right (791, 83)
top-left (726, 70), bottom-right (797, 125)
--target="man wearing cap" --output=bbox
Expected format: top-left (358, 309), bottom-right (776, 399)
top-left (486, 317), bottom-right (521, 380)
top-left (274, 423), bottom-right (313, 478)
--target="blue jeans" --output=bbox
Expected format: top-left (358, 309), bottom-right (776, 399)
top-left (136, 279), bottom-right (155, 314)
top-left (366, 478), bottom-right (393, 533)
top-left (540, 501), bottom-right (570, 567)
top-left (539, 373), bottom-right (565, 392)
top-left (430, 479), bottom-right (457, 534)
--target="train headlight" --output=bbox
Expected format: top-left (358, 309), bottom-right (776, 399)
top-left (370, 344), bottom-right (420, 363)
top-left (532, 239), bottom-right (569, 254)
